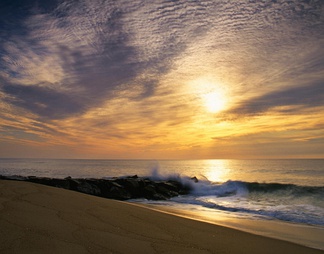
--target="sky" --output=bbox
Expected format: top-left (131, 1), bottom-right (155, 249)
top-left (0, 0), bottom-right (324, 159)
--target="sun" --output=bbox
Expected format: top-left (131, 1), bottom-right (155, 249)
top-left (203, 91), bottom-right (227, 113)
top-left (187, 76), bottom-right (228, 113)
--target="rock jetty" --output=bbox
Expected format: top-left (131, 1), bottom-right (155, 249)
top-left (0, 175), bottom-right (194, 200)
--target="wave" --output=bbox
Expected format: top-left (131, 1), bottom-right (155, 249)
top-left (147, 166), bottom-right (324, 198)
top-left (145, 172), bottom-right (324, 226)
top-left (150, 172), bottom-right (324, 198)
top-left (169, 195), bottom-right (324, 226)
top-left (246, 182), bottom-right (324, 196)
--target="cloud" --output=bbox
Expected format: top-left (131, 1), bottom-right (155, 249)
top-left (0, 0), bottom-right (324, 158)
top-left (2, 82), bottom-right (85, 119)
top-left (0, 0), bottom-right (196, 119)
top-left (1, 0), bottom-right (323, 114)
top-left (226, 81), bottom-right (324, 117)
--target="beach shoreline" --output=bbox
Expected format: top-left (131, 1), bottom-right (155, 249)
top-left (1, 180), bottom-right (323, 254)
top-left (136, 202), bottom-right (324, 251)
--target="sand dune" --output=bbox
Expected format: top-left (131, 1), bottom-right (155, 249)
top-left (0, 180), bottom-right (322, 254)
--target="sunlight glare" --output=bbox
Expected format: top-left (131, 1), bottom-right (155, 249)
top-left (203, 160), bottom-right (230, 183)
top-left (203, 91), bottom-right (227, 113)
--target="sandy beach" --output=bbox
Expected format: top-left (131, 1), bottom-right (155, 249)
top-left (0, 180), bottom-right (323, 254)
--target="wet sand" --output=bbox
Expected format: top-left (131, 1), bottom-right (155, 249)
top-left (144, 203), bottom-right (324, 251)
top-left (0, 180), bottom-right (323, 254)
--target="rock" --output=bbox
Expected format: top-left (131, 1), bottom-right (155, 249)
top-left (143, 184), bottom-right (168, 200)
top-left (76, 180), bottom-right (101, 196)
top-left (0, 175), bottom-right (194, 201)
top-left (191, 176), bottom-right (199, 183)
top-left (156, 184), bottom-right (179, 198)
top-left (1, 175), bottom-right (27, 181)
top-left (108, 184), bottom-right (131, 200)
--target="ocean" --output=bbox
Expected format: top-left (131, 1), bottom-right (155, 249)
top-left (1, 158), bottom-right (323, 249)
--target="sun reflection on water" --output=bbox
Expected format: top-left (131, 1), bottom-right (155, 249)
top-left (202, 160), bottom-right (231, 183)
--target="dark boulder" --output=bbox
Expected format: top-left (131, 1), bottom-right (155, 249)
top-left (76, 180), bottom-right (101, 196)
top-left (0, 174), bottom-right (195, 201)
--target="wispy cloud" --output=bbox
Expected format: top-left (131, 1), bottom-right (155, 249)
top-left (226, 81), bottom-right (324, 117)
top-left (0, 0), bottom-right (323, 158)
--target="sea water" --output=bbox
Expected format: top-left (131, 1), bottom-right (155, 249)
top-left (1, 158), bottom-right (323, 249)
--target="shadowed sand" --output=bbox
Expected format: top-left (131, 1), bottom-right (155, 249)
top-left (0, 180), bottom-right (323, 254)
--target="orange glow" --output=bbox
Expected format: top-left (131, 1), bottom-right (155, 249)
top-left (203, 160), bottom-right (230, 183)
top-left (203, 91), bottom-right (227, 113)
top-left (1, 1), bottom-right (323, 160)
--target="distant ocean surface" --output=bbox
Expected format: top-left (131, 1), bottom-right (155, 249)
top-left (1, 158), bottom-right (324, 229)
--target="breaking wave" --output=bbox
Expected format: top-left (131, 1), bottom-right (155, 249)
top-left (146, 171), bottom-right (324, 226)
top-left (188, 179), bottom-right (324, 198)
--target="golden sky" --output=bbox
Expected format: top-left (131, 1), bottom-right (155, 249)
top-left (0, 0), bottom-right (324, 159)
